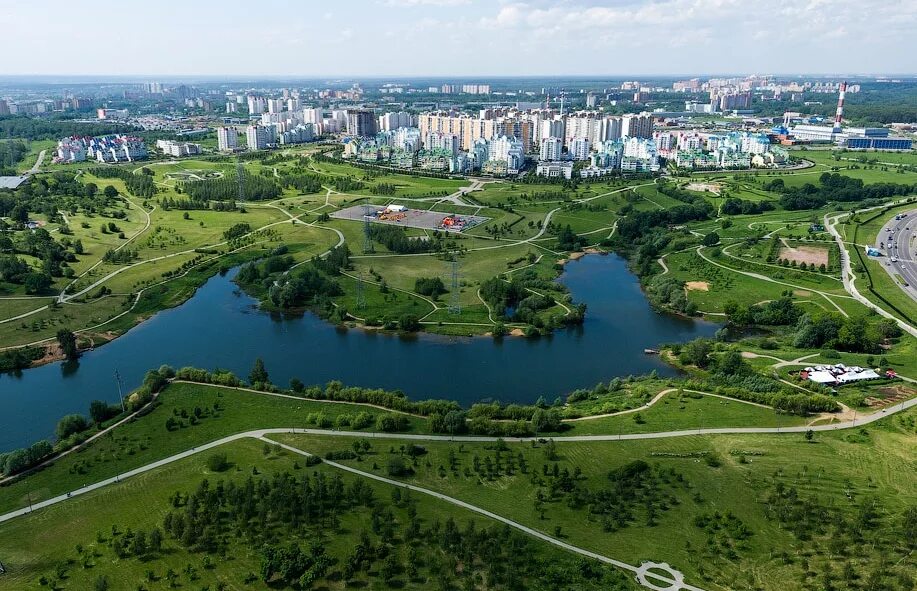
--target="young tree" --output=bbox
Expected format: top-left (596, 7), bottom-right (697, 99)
top-left (249, 358), bottom-right (269, 385)
top-left (56, 328), bottom-right (79, 360)
top-left (56, 414), bottom-right (89, 440)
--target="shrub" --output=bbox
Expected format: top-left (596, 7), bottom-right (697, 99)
top-left (206, 453), bottom-right (229, 472)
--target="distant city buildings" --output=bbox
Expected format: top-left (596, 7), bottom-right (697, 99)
top-left (56, 135), bottom-right (147, 163)
top-left (155, 140), bottom-right (202, 157)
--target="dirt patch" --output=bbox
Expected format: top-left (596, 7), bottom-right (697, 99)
top-left (509, 328), bottom-right (526, 337)
top-left (793, 289), bottom-right (813, 297)
top-left (685, 182), bottom-right (722, 195)
top-left (779, 245), bottom-right (829, 267)
top-left (685, 281), bottom-right (710, 291)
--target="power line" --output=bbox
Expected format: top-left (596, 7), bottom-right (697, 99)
top-left (449, 253), bottom-right (461, 315)
top-left (362, 205), bottom-right (375, 254)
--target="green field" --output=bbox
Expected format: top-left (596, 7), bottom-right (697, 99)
top-left (1, 375), bottom-right (912, 591)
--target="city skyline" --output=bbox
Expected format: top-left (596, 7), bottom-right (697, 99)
top-left (2, 0), bottom-right (916, 77)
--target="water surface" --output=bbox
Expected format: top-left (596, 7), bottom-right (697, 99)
top-left (0, 254), bottom-right (716, 451)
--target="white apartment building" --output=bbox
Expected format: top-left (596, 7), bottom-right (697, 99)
top-left (569, 137), bottom-right (592, 160)
top-left (539, 137), bottom-right (563, 161)
top-left (378, 111), bottom-right (414, 132)
top-left (267, 99), bottom-right (285, 114)
top-left (488, 135), bottom-right (525, 174)
top-left (217, 127), bottom-right (238, 152)
top-left (540, 118), bottom-right (565, 141)
top-left (156, 140), bottom-right (202, 157)
top-left (394, 127), bottom-right (422, 152)
top-left (247, 96), bottom-right (266, 114)
top-left (302, 107), bottom-right (323, 126)
top-left (246, 125), bottom-right (274, 151)
top-left (426, 132), bottom-right (461, 154)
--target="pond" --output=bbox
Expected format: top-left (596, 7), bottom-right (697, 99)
top-left (0, 254), bottom-right (716, 451)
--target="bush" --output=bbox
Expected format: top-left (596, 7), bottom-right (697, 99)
top-left (386, 456), bottom-right (412, 477)
top-left (206, 453), bottom-right (229, 472)
top-left (56, 414), bottom-right (89, 440)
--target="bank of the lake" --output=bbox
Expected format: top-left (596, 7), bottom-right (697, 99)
top-left (0, 254), bottom-right (716, 451)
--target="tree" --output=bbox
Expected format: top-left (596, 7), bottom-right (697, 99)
top-left (805, 430), bottom-right (814, 442)
top-left (399, 314), bottom-right (421, 332)
top-left (103, 185), bottom-right (118, 198)
top-left (73, 239), bottom-right (84, 255)
top-left (387, 456), bottom-right (411, 477)
top-left (702, 232), bottom-right (720, 246)
top-left (56, 414), bottom-right (89, 440)
top-left (56, 328), bottom-right (79, 360)
top-left (24, 272), bottom-right (52, 294)
top-left (89, 400), bottom-right (117, 425)
top-left (249, 358), bottom-right (269, 385)
top-left (206, 453), bottom-right (229, 472)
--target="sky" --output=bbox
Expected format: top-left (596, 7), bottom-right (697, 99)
top-left (2, 0), bottom-right (916, 78)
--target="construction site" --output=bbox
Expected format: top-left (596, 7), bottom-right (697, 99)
top-left (331, 203), bottom-right (489, 232)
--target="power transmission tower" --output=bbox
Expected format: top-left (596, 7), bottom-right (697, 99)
top-left (236, 157), bottom-right (245, 204)
top-left (356, 272), bottom-right (366, 310)
top-left (362, 205), bottom-right (375, 254)
top-left (449, 254), bottom-right (461, 315)
top-left (114, 370), bottom-right (125, 412)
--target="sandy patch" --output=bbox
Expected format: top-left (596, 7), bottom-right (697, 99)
top-left (685, 281), bottom-right (710, 291)
top-left (568, 252), bottom-right (586, 261)
top-left (779, 245), bottom-right (829, 267)
top-left (793, 289), bottom-right (812, 297)
top-left (510, 328), bottom-right (526, 337)
top-left (685, 182), bottom-right (722, 195)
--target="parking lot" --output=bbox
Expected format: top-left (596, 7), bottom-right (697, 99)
top-left (331, 204), bottom-right (489, 232)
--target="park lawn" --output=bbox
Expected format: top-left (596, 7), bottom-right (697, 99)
top-left (0, 436), bottom-right (641, 591)
top-left (0, 298), bottom-right (55, 321)
top-left (134, 206), bottom-right (288, 258)
top-left (859, 257), bottom-right (917, 323)
top-left (12, 139), bottom-right (55, 174)
top-left (0, 295), bottom-right (134, 348)
top-left (663, 250), bottom-right (797, 311)
top-left (334, 272), bottom-right (438, 323)
top-left (349, 242), bottom-right (544, 310)
top-left (550, 209), bottom-right (619, 236)
top-left (778, 160), bottom-right (917, 188)
top-left (0, 381), bottom-right (428, 515)
top-left (560, 391), bottom-right (808, 436)
top-left (272, 408), bottom-right (917, 591)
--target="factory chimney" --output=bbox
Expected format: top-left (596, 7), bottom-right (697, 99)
top-left (832, 81), bottom-right (847, 134)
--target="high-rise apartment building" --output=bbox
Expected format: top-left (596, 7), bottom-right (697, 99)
top-left (622, 113), bottom-right (653, 138)
top-left (539, 137), bottom-right (563, 161)
top-left (217, 127), bottom-right (238, 152)
top-left (246, 125), bottom-right (273, 151)
top-left (346, 110), bottom-right (377, 137)
top-left (247, 96), bottom-right (266, 114)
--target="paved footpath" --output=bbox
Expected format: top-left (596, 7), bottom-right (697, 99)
top-left (2, 396), bottom-right (915, 590)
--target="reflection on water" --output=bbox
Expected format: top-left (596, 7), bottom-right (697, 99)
top-left (0, 254), bottom-right (716, 451)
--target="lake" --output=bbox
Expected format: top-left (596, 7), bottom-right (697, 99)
top-left (0, 254), bottom-right (716, 451)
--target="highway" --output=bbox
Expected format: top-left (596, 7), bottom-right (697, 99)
top-left (875, 209), bottom-right (917, 303)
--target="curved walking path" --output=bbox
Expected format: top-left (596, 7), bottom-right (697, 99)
top-left (695, 245), bottom-right (851, 317)
top-left (3, 390), bottom-right (914, 525)
top-left (2, 389), bottom-right (915, 588)
top-left (263, 436), bottom-right (705, 591)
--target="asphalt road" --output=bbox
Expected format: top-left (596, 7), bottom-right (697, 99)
top-left (875, 209), bottom-right (917, 303)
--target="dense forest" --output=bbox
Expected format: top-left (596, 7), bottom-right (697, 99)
top-left (0, 114), bottom-right (138, 140)
top-left (765, 173), bottom-right (917, 210)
